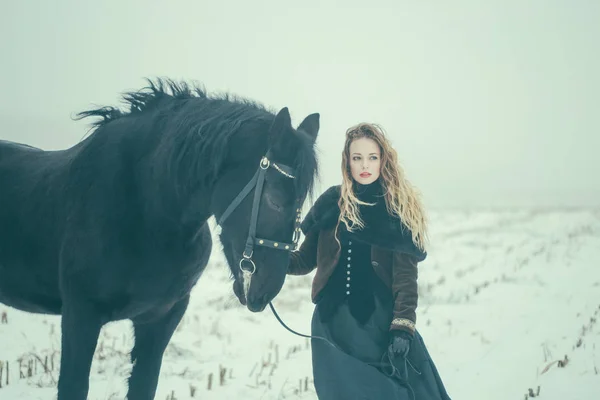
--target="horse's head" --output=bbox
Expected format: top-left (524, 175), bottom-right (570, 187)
top-left (212, 107), bottom-right (319, 312)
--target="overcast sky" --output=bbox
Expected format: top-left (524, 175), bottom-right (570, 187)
top-left (1, 0), bottom-right (598, 209)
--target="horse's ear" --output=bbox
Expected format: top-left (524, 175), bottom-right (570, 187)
top-left (297, 113), bottom-right (320, 143)
top-left (269, 107), bottom-right (292, 144)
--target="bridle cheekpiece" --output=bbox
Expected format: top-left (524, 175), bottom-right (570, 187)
top-left (216, 151), bottom-right (302, 278)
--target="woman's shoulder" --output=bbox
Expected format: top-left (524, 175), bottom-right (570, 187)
top-left (310, 185), bottom-right (342, 211)
top-left (300, 185), bottom-right (341, 235)
top-left (319, 185), bottom-right (341, 199)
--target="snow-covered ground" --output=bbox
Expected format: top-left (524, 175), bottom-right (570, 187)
top-left (1, 210), bottom-right (599, 400)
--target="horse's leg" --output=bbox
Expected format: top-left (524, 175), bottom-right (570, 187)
top-left (126, 295), bottom-right (190, 400)
top-left (57, 299), bottom-right (103, 400)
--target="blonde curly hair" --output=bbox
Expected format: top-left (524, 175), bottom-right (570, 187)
top-left (337, 122), bottom-right (428, 251)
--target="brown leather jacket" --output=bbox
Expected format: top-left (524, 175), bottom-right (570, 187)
top-left (287, 225), bottom-right (420, 335)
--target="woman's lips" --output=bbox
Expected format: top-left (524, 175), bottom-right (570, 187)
top-left (360, 172), bottom-right (371, 178)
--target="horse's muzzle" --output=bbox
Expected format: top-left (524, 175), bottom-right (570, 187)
top-left (246, 295), bottom-right (269, 312)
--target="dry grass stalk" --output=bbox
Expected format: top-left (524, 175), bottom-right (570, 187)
top-left (165, 390), bottom-right (177, 400)
top-left (557, 355), bottom-right (569, 368)
top-left (219, 365), bottom-right (226, 386)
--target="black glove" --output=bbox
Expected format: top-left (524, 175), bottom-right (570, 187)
top-left (388, 330), bottom-right (413, 358)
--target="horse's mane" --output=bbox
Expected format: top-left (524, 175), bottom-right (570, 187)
top-left (74, 77), bottom-right (274, 129)
top-left (73, 78), bottom-right (318, 200)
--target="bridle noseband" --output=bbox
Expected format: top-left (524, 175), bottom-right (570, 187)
top-left (216, 151), bottom-right (302, 278)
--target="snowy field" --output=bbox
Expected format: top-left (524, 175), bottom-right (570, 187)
top-left (1, 209), bottom-right (599, 400)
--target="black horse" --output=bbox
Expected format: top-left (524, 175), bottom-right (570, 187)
top-left (0, 79), bottom-right (320, 399)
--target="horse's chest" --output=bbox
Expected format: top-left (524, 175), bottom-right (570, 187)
top-left (105, 253), bottom-right (208, 321)
top-left (135, 247), bottom-right (208, 295)
top-left (103, 226), bottom-right (212, 320)
top-left (76, 226), bottom-right (212, 320)
top-left (164, 262), bottom-right (205, 296)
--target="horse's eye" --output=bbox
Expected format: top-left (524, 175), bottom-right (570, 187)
top-left (265, 193), bottom-right (283, 212)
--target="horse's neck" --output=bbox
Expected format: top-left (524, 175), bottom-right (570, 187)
top-left (132, 152), bottom-right (211, 231)
top-left (135, 117), bottom-right (267, 231)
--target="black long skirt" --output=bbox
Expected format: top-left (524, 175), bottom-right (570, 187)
top-left (311, 290), bottom-right (451, 400)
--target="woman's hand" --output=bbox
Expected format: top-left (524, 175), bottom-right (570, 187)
top-left (388, 330), bottom-right (412, 358)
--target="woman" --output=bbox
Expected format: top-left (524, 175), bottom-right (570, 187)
top-left (288, 123), bottom-right (451, 399)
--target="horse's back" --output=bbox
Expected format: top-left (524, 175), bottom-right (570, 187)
top-left (0, 139), bottom-right (49, 180)
top-left (0, 138), bottom-right (65, 218)
top-left (0, 139), bottom-right (42, 157)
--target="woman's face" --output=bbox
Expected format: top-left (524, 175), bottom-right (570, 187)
top-left (348, 137), bottom-right (381, 185)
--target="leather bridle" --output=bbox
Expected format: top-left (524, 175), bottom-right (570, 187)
top-left (216, 151), bottom-right (343, 351)
top-left (216, 151), bottom-right (302, 280)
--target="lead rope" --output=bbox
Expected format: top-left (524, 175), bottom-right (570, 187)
top-left (269, 302), bottom-right (421, 398)
top-left (268, 302), bottom-right (339, 348)
top-left (378, 350), bottom-right (420, 400)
